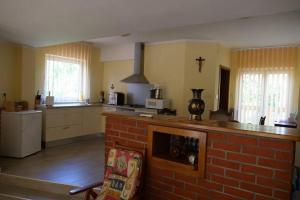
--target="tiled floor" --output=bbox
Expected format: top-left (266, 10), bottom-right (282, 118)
top-left (0, 137), bottom-right (105, 186)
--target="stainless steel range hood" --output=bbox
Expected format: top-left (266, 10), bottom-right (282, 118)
top-left (121, 42), bottom-right (149, 84)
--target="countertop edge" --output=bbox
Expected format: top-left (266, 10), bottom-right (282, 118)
top-left (103, 111), bottom-right (300, 141)
top-left (37, 103), bottom-right (118, 109)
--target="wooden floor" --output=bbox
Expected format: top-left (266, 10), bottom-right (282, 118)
top-left (0, 137), bottom-right (105, 186)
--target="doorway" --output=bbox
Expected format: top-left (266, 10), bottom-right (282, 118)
top-left (218, 66), bottom-right (230, 111)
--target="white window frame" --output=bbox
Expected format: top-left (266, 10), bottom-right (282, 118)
top-left (44, 54), bottom-right (87, 103)
top-left (236, 68), bottom-right (293, 125)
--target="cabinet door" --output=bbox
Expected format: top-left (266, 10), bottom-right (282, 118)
top-left (82, 107), bottom-right (103, 135)
top-left (46, 108), bottom-right (82, 128)
top-left (46, 124), bottom-right (82, 142)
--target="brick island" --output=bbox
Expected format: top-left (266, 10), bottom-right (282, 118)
top-left (103, 111), bottom-right (300, 200)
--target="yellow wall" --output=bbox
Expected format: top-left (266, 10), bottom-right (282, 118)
top-left (21, 46), bottom-right (36, 108)
top-left (89, 46), bottom-right (103, 102)
top-left (182, 42), bottom-right (231, 118)
top-left (35, 43), bottom-right (103, 102)
top-left (102, 60), bottom-right (133, 102)
top-left (4, 39), bottom-right (298, 120)
top-left (295, 47), bottom-right (300, 114)
top-left (297, 48), bottom-right (300, 118)
top-left (0, 41), bottom-right (103, 108)
top-left (228, 52), bottom-right (238, 110)
top-left (229, 47), bottom-right (300, 113)
top-left (0, 41), bottom-right (22, 106)
top-left (101, 41), bottom-right (231, 117)
top-left (102, 42), bottom-right (187, 114)
top-left (145, 42), bottom-right (186, 115)
top-left (217, 45), bottom-right (231, 68)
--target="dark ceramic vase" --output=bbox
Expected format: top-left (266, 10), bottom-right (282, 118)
top-left (188, 89), bottom-right (205, 120)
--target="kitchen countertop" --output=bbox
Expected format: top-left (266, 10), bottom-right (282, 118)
top-left (103, 111), bottom-right (300, 141)
top-left (37, 103), bottom-right (158, 113)
top-left (37, 103), bottom-right (137, 109)
top-left (37, 103), bottom-right (104, 109)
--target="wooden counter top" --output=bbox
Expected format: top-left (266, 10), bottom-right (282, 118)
top-left (103, 111), bottom-right (300, 141)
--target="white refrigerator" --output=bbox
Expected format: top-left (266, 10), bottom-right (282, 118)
top-left (0, 110), bottom-right (42, 158)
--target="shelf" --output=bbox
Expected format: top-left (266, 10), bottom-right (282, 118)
top-left (148, 125), bottom-right (207, 178)
top-left (153, 153), bottom-right (197, 169)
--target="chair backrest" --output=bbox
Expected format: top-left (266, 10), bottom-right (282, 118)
top-left (114, 143), bottom-right (146, 195)
top-left (210, 109), bottom-right (234, 121)
top-left (114, 143), bottom-right (146, 159)
top-left (259, 116), bottom-right (266, 125)
top-left (103, 143), bottom-right (145, 200)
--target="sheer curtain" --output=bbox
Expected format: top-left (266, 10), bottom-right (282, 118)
top-left (233, 47), bottom-right (297, 125)
top-left (44, 42), bottom-right (92, 103)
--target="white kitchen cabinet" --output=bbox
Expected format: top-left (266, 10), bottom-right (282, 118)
top-left (42, 107), bottom-right (83, 142)
top-left (45, 108), bottom-right (82, 128)
top-left (82, 107), bottom-right (103, 135)
top-left (45, 124), bottom-right (82, 142)
top-left (42, 105), bottom-right (114, 143)
top-left (1, 111), bottom-right (42, 158)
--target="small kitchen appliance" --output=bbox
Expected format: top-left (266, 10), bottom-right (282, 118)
top-left (145, 98), bottom-right (170, 109)
top-left (108, 92), bottom-right (125, 105)
top-left (45, 91), bottom-right (54, 107)
top-left (150, 85), bottom-right (162, 99)
top-left (99, 91), bottom-right (105, 103)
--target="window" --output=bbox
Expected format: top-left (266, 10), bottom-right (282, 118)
top-left (45, 54), bottom-right (88, 103)
top-left (232, 47), bottom-right (297, 126)
top-left (237, 69), bottom-right (293, 125)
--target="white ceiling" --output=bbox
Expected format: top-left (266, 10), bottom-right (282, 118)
top-left (91, 10), bottom-right (300, 48)
top-left (0, 0), bottom-right (299, 47)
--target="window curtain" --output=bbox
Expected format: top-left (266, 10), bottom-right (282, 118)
top-left (232, 47), bottom-right (297, 125)
top-left (44, 42), bottom-right (92, 103)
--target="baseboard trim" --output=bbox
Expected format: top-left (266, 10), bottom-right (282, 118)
top-left (43, 133), bottom-right (104, 148)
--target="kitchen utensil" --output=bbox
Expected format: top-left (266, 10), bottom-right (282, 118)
top-left (45, 91), bottom-right (54, 107)
top-left (150, 88), bottom-right (162, 99)
top-left (99, 91), bottom-right (105, 103)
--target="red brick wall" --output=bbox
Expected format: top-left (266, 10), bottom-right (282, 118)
top-left (105, 116), bottom-right (295, 200)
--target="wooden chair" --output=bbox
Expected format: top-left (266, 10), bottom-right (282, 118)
top-left (69, 143), bottom-right (146, 200)
top-left (209, 109), bottom-right (238, 122)
top-left (259, 116), bottom-right (266, 125)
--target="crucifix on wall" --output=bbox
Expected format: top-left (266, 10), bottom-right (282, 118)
top-left (196, 56), bottom-right (205, 72)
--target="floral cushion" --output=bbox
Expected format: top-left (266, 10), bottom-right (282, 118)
top-left (97, 148), bottom-right (143, 200)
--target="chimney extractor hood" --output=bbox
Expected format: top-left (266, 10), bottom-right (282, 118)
top-left (121, 42), bottom-right (149, 84)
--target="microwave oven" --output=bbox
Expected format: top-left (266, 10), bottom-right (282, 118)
top-left (145, 98), bottom-right (170, 109)
top-left (108, 92), bottom-right (125, 105)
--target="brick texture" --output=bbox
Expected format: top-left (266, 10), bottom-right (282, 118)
top-left (105, 116), bottom-right (295, 200)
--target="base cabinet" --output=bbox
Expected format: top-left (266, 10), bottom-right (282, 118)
top-left (82, 107), bottom-right (103, 135)
top-left (148, 125), bottom-right (207, 178)
top-left (42, 106), bottom-right (116, 143)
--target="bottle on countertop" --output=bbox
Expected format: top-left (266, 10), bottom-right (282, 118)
top-left (45, 91), bottom-right (54, 107)
top-left (99, 91), bottom-right (105, 103)
top-left (1, 93), bottom-right (6, 108)
top-left (34, 90), bottom-right (42, 109)
top-left (108, 84), bottom-right (116, 105)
